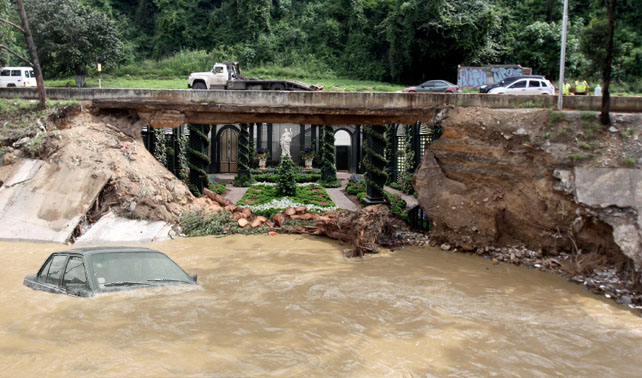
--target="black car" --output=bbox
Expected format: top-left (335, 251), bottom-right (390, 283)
top-left (479, 75), bottom-right (545, 93)
top-left (24, 247), bottom-right (198, 297)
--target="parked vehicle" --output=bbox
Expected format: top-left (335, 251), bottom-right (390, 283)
top-left (487, 77), bottom-right (554, 95)
top-left (23, 247), bottom-right (198, 297)
top-left (479, 75), bottom-right (545, 93)
top-left (404, 80), bottom-right (459, 93)
top-left (0, 66), bottom-right (36, 87)
top-left (188, 62), bottom-right (322, 91)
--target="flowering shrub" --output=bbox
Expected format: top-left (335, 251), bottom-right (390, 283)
top-left (346, 174), bottom-right (366, 195)
top-left (207, 176), bottom-right (226, 194)
top-left (256, 147), bottom-right (269, 158)
top-left (300, 147), bottom-right (315, 159)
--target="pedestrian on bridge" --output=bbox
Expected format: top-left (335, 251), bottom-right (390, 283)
top-left (562, 80), bottom-right (571, 95)
top-left (574, 77), bottom-right (589, 95)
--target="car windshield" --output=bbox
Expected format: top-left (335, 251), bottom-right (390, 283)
top-left (91, 252), bottom-right (191, 289)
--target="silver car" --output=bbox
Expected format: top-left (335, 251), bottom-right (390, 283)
top-left (23, 247), bottom-right (198, 297)
top-left (487, 78), bottom-right (554, 95)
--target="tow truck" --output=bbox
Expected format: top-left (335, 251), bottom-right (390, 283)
top-left (188, 62), bottom-right (322, 91)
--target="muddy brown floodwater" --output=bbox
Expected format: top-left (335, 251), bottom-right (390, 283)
top-left (2, 235), bottom-right (642, 377)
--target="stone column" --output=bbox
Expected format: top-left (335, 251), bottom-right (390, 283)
top-left (237, 123), bottom-right (251, 181)
top-left (299, 124), bottom-right (305, 167)
top-left (267, 123), bottom-right (273, 164)
top-left (188, 124), bottom-right (211, 196)
top-left (321, 125), bottom-right (337, 184)
top-left (257, 122), bottom-right (263, 149)
top-left (363, 125), bottom-right (387, 206)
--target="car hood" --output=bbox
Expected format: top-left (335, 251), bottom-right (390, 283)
top-left (189, 72), bottom-right (211, 77)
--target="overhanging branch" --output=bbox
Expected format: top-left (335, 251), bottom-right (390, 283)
top-left (0, 44), bottom-right (33, 66)
top-left (0, 17), bottom-right (25, 33)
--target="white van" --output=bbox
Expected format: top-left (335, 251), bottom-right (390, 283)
top-left (0, 67), bottom-right (37, 87)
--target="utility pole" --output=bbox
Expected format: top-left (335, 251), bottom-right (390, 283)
top-left (557, 0), bottom-right (569, 111)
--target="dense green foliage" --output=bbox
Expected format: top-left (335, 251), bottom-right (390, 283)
top-left (275, 156), bottom-right (297, 196)
top-left (252, 168), bottom-right (321, 183)
top-left (23, 0), bottom-right (123, 79)
top-left (1, 0), bottom-right (640, 90)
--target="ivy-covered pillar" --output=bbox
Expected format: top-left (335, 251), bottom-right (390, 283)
top-left (267, 123), bottom-right (273, 164)
top-left (237, 123), bottom-right (251, 182)
top-left (152, 127), bottom-right (167, 169)
top-left (188, 124), bottom-right (211, 196)
top-left (321, 125), bottom-right (337, 184)
top-left (363, 125), bottom-right (388, 206)
top-left (385, 124), bottom-right (397, 184)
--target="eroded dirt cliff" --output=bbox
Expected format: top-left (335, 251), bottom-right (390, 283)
top-left (414, 107), bottom-right (642, 288)
top-left (0, 103), bottom-right (199, 242)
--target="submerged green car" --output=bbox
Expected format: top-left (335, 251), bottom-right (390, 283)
top-left (23, 247), bottom-right (198, 297)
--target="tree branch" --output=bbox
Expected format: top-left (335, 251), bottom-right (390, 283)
top-left (0, 44), bottom-right (33, 66)
top-left (0, 17), bottom-right (25, 33)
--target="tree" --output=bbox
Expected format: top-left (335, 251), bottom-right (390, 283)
top-left (384, 0), bottom-right (500, 84)
top-left (1, 0), bottom-right (46, 108)
top-left (599, 0), bottom-right (616, 125)
top-left (25, 0), bottom-right (123, 85)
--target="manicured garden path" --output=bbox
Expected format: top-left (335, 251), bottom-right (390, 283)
top-left (213, 172), bottom-right (358, 211)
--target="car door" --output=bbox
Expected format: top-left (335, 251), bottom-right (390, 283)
top-left (210, 65), bottom-right (228, 86)
top-left (62, 256), bottom-right (90, 296)
top-left (506, 79), bottom-right (528, 94)
top-left (433, 81), bottom-right (449, 92)
top-left (526, 79), bottom-right (542, 95)
top-left (10, 69), bottom-right (23, 87)
top-left (417, 81), bottom-right (435, 93)
top-left (36, 254), bottom-right (68, 294)
top-left (0, 69), bottom-right (10, 87)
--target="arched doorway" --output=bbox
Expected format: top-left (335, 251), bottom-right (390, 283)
top-left (334, 129), bottom-right (352, 172)
top-left (217, 126), bottom-right (239, 173)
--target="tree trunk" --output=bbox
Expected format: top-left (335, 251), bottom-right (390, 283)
top-left (599, 0), bottom-right (616, 126)
top-left (15, 0), bottom-right (46, 109)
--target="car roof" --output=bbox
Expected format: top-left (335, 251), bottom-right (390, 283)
top-left (1, 67), bottom-right (33, 70)
top-left (504, 75), bottom-right (544, 80)
top-left (51, 246), bottom-right (163, 257)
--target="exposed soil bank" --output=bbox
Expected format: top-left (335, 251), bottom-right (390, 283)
top-left (415, 107), bottom-right (642, 303)
top-left (0, 103), bottom-right (199, 242)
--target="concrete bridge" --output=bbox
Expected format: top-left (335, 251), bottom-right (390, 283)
top-left (1, 88), bottom-right (641, 127)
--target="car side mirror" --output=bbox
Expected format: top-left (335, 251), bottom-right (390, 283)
top-left (191, 274), bottom-right (198, 283)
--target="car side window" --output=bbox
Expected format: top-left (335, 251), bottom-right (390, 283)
top-left (46, 255), bottom-right (67, 285)
top-left (11, 70), bottom-right (21, 77)
top-left (63, 257), bottom-right (87, 287)
top-left (37, 257), bottom-right (53, 280)
top-left (510, 80), bottom-right (527, 88)
top-left (0, 70), bottom-right (9, 76)
top-left (529, 80), bottom-right (541, 87)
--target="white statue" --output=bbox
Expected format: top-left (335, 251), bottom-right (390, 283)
top-left (280, 128), bottom-right (292, 157)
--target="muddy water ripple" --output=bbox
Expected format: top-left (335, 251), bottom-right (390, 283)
top-left (1, 235), bottom-right (641, 377)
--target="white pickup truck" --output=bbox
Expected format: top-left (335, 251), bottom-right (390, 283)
top-left (188, 62), bottom-right (322, 91)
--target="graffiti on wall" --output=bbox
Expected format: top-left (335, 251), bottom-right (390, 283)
top-left (457, 65), bottom-right (532, 88)
top-left (490, 67), bottom-right (523, 83)
top-left (458, 67), bottom-right (487, 88)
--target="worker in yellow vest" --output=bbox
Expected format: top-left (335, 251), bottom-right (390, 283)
top-left (574, 77), bottom-right (589, 95)
top-left (562, 80), bottom-right (571, 95)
